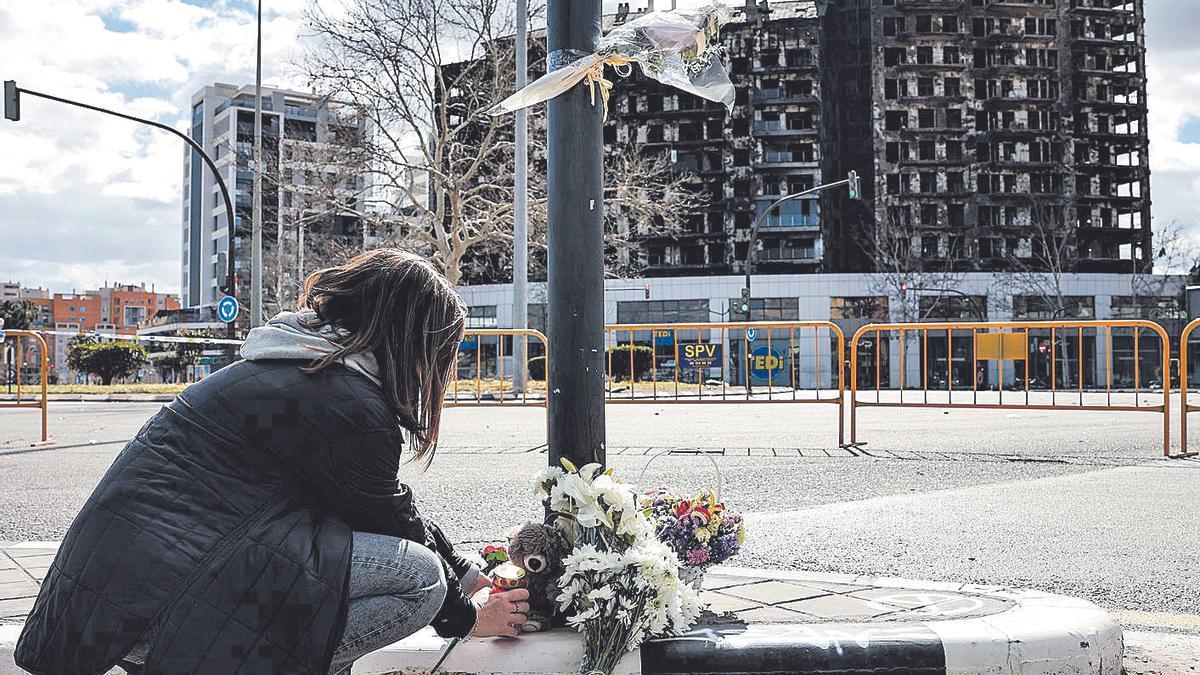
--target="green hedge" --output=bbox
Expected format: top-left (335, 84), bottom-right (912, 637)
top-left (607, 344), bottom-right (654, 381)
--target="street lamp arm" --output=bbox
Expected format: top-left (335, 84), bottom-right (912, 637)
top-left (743, 176), bottom-right (852, 312)
top-left (14, 86), bottom-right (238, 298)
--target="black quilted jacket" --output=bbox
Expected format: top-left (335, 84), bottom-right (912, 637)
top-left (14, 359), bottom-right (477, 675)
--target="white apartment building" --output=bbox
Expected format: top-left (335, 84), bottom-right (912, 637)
top-left (181, 83), bottom-right (370, 309)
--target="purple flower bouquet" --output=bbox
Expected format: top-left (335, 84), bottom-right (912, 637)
top-left (641, 488), bottom-right (746, 589)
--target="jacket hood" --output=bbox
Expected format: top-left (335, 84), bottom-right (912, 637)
top-left (240, 309), bottom-right (382, 387)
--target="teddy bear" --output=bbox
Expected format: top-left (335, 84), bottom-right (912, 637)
top-left (506, 521), bottom-right (572, 632)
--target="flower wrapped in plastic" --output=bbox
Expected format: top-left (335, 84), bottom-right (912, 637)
top-left (490, 2), bottom-right (735, 120)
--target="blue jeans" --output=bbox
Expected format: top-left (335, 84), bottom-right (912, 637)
top-left (328, 532), bottom-right (451, 674)
top-left (121, 532), bottom-right (455, 674)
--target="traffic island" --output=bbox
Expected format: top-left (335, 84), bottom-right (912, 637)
top-left (0, 546), bottom-right (1122, 675)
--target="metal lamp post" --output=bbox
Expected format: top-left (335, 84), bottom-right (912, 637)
top-left (513, 0), bottom-right (530, 393)
top-left (251, 0), bottom-right (265, 328)
top-left (742, 171), bottom-right (860, 319)
top-left (546, 0), bottom-right (606, 470)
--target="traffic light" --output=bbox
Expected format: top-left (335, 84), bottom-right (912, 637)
top-left (3, 81), bottom-right (19, 122)
top-left (847, 170), bottom-right (860, 200)
top-left (738, 287), bottom-right (751, 315)
top-left (644, 283), bottom-right (651, 300)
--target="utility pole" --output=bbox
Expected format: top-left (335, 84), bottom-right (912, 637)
top-left (251, 0), bottom-right (265, 327)
top-left (546, 0), bottom-right (605, 469)
top-left (513, 0), bottom-right (529, 393)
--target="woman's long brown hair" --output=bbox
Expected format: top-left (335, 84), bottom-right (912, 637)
top-left (299, 249), bottom-right (466, 464)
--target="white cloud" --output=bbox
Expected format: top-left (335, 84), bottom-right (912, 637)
top-left (0, 0), bottom-right (310, 295)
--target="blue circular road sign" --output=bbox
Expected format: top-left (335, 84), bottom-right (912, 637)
top-left (216, 295), bottom-right (240, 323)
top-left (748, 345), bottom-right (786, 381)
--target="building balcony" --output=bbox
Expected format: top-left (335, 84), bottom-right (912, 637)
top-left (755, 247), bottom-right (820, 262)
top-left (758, 215), bottom-right (820, 231)
top-left (891, 62), bottom-right (967, 73)
top-left (754, 157), bottom-right (821, 170)
top-left (284, 105), bottom-right (318, 120)
top-left (980, 32), bottom-right (1056, 45)
top-left (753, 63), bottom-right (818, 74)
top-left (751, 123), bottom-right (819, 136)
top-left (752, 91), bottom-right (820, 106)
top-left (898, 158), bottom-right (971, 168)
top-left (894, 0), bottom-right (965, 10)
top-left (1066, 2), bottom-right (1138, 17)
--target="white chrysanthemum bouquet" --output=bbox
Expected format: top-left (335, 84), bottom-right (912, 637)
top-left (535, 459), bottom-right (701, 675)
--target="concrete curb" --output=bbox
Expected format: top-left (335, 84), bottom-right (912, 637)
top-left (645, 567), bottom-right (1123, 675)
top-left (0, 564), bottom-right (1122, 675)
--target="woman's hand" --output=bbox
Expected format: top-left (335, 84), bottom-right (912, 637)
top-left (470, 588), bottom-right (530, 638)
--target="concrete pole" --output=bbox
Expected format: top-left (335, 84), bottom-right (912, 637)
top-left (513, 0), bottom-right (529, 393)
top-left (250, 0), bottom-right (264, 327)
top-left (547, 0), bottom-right (606, 469)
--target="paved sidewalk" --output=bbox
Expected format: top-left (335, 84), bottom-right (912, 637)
top-left (1, 542), bottom-right (1123, 674)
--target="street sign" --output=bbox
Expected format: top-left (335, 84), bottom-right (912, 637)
top-left (748, 345), bottom-right (786, 381)
top-left (679, 343), bottom-right (721, 369)
top-left (216, 295), bottom-right (239, 324)
top-left (746, 327), bottom-right (758, 343)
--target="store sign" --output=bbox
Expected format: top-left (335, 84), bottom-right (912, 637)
top-left (748, 345), bottom-right (786, 380)
top-left (679, 343), bottom-right (721, 369)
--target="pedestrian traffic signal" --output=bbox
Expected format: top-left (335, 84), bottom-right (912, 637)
top-left (644, 284), bottom-right (651, 300)
top-left (3, 81), bottom-right (19, 122)
top-left (739, 287), bottom-right (751, 315)
top-left (847, 170), bottom-right (860, 200)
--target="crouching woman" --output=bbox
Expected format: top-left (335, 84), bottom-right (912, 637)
top-left (15, 250), bottom-right (529, 674)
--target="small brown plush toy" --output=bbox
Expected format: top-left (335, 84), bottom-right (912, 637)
top-left (507, 522), bottom-right (571, 632)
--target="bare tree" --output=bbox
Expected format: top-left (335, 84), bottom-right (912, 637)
top-left (1131, 219), bottom-right (1196, 306)
top-left (1002, 202), bottom-right (1076, 320)
top-left (301, 0), bottom-right (702, 286)
top-left (860, 205), bottom-right (967, 322)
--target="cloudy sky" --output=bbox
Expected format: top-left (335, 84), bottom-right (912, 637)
top-left (1, 0), bottom-right (1198, 296)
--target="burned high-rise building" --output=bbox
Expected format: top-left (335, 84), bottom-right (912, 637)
top-left (823, 0), bottom-right (1152, 274)
top-left (609, 1), bottom-right (827, 276)
top-left (615, 0), bottom-right (1151, 277)
top-left (449, 0), bottom-right (1152, 281)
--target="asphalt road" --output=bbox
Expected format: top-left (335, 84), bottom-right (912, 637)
top-left (2, 400), bottom-right (1198, 671)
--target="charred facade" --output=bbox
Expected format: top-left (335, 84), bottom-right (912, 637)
top-left (823, 0), bottom-right (1152, 274)
top-left (618, 0), bottom-right (1151, 276)
top-left (609, 1), bottom-right (827, 276)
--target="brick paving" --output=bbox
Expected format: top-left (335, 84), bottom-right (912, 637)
top-left (1, 542), bottom-right (1013, 628)
top-left (0, 544), bottom-right (51, 625)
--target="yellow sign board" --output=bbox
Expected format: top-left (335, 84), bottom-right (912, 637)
top-left (975, 332), bottom-right (1027, 361)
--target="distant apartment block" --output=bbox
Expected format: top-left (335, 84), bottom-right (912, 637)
top-left (182, 83), bottom-right (370, 312)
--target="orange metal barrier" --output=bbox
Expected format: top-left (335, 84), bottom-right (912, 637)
top-left (0, 330), bottom-right (51, 444)
top-left (447, 328), bottom-right (549, 406)
top-left (850, 320), bottom-right (1172, 457)
top-left (1177, 319), bottom-right (1200, 458)
top-left (604, 321), bottom-right (845, 445)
